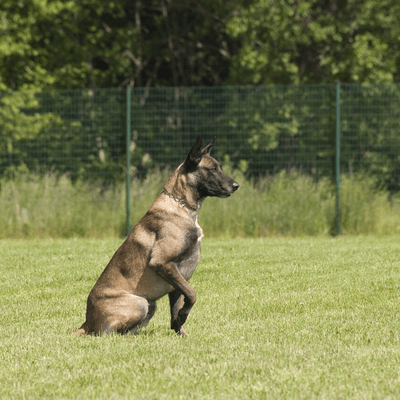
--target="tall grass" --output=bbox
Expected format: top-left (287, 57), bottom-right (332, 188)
top-left (0, 174), bottom-right (124, 238)
top-left (339, 175), bottom-right (400, 235)
top-left (202, 170), bottom-right (336, 237)
top-left (0, 170), bottom-right (399, 239)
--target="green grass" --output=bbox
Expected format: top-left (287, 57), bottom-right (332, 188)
top-left (1, 170), bottom-right (400, 238)
top-left (1, 237), bottom-right (400, 399)
top-left (0, 170), bottom-right (171, 239)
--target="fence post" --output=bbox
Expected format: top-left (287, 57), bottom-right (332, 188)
top-left (335, 82), bottom-right (341, 236)
top-left (126, 86), bottom-right (131, 236)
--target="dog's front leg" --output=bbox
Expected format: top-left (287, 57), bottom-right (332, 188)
top-left (150, 261), bottom-right (196, 334)
top-left (169, 290), bottom-right (188, 336)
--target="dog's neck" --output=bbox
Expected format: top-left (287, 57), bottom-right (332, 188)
top-left (163, 168), bottom-right (205, 211)
top-left (162, 189), bottom-right (198, 212)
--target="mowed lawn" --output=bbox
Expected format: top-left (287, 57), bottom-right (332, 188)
top-left (1, 236), bottom-right (400, 399)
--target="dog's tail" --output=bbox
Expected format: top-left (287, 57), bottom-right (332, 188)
top-left (73, 322), bottom-right (89, 335)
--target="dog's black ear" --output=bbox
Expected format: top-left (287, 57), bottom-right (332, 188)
top-left (201, 137), bottom-right (215, 155)
top-left (182, 136), bottom-right (203, 170)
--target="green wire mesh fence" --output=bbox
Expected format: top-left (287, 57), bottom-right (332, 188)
top-left (0, 88), bottom-right (126, 183)
top-left (3, 84), bottom-right (400, 186)
top-left (340, 83), bottom-right (400, 192)
top-left (1, 84), bottom-right (335, 183)
top-left (130, 84), bottom-right (336, 179)
top-left (1, 83), bottom-right (400, 234)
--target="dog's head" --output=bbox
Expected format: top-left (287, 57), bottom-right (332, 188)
top-left (181, 136), bottom-right (240, 198)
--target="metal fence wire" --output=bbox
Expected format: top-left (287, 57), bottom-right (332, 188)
top-left (1, 83), bottom-right (400, 193)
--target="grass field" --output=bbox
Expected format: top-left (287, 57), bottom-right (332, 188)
top-left (1, 237), bottom-right (400, 399)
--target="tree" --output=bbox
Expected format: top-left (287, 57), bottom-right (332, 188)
top-left (0, 0), bottom-right (239, 90)
top-left (0, 0), bottom-right (74, 90)
top-left (2, 0), bottom-right (400, 89)
top-left (226, 0), bottom-right (400, 84)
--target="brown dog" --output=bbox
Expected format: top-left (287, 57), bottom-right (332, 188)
top-left (73, 137), bottom-right (239, 336)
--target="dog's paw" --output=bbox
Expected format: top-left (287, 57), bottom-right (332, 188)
top-left (171, 320), bottom-right (188, 336)
top-left (177, 326), bottom-right (188, 337)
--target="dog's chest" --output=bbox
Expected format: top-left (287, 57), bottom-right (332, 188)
top-left (195, 216), bottom-right (204, 242)
top-left (177, 217), bottom-right (203, 280)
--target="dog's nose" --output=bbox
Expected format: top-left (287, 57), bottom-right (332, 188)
top-left (232, 182), bottom-right (240, 192)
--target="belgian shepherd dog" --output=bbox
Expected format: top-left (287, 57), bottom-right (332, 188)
top-left (74, 137), bottom-right (239, 336)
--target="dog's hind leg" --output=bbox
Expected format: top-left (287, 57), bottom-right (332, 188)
top-left (128, 300), bottom-right (157, 334)
top-left (92, 293), bottom-right (151, 335)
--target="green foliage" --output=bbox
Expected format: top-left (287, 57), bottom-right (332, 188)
top-left (2, 0), bottom-right (400, 191)
top-left (226, 0), bottom-right (400, 84)
top-left (2, 0), bottom-right (400, 89)
top-left (0, 90), bottom-right (62, 162)
top-left (1, 237), bottom-right (400, 398)
top-left (0, 0), bottom-right (236, 90)
top-left (0, 0), bottom-right (73, 90)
